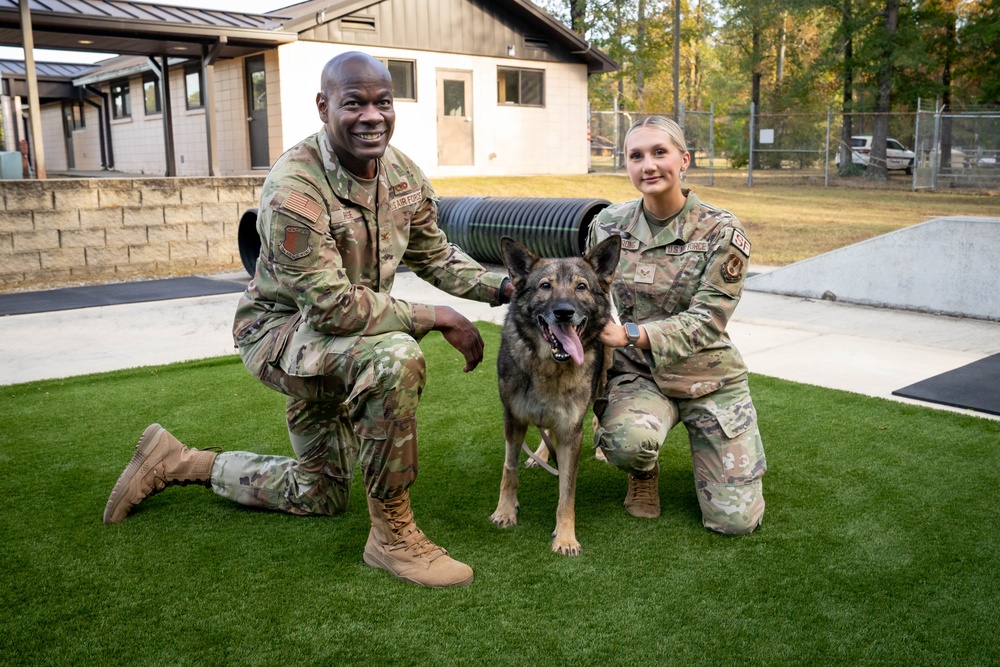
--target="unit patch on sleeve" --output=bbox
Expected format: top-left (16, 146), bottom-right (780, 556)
top-left (280, 226), bottom-right (313, 260)
top-left (731, 229), bottom-right (751, 257)
top-left (281, 190), bottom-right (323, 224)
top-left (720, 253), bottom-right (744, 283)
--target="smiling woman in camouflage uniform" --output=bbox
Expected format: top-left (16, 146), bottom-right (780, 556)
top-left (103, 52), bottom-right (513, 587)
top-left (591, 116), bottom-right (766, 535)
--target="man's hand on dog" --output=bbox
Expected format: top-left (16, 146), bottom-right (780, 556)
top-left (434, 306), bottom-right (485, 372)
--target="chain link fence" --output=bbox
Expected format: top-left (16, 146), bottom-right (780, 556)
top-left (590, 103), bottom-right (1000, 191)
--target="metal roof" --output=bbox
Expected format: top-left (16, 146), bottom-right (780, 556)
top-left (0, 0), bottom-right (297, 59)
top-left (0, 57), bottom-right (94, 78)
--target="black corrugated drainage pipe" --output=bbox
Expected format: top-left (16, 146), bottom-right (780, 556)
top-left (236, 197), bottom-right (611, 276)
top-left (436, 196), bottom-right (611, 264)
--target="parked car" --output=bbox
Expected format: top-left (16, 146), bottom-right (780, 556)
top-left (835, 135), bottom-right (915, 173)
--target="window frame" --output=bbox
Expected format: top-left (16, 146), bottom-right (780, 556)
top-left (378, 57), bottom-right (416, 102)
top-left (110, 78), bottom-right (131, 120)
top-left (184, 64), bottom-right (204, 110)
top-left (142, 71), bottom-right (161, 116)
top-left (496, 66), bottom-right (545, 107)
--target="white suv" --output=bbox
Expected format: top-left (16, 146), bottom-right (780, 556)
top-left (835, 135), bottom-right (915, 173)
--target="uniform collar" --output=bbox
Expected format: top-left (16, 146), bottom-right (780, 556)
top-left (318, 130), bottom-right (396, 214)
top-left (623, 189), bottom-right (696, 249)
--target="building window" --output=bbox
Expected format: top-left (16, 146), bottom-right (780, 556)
top-left (142, 72), bottom-right (161, 115)
top-left (497, 67), bottom-right (544, 106)
top-left (185, 65), bottom-right (203, 110)
top-left (378, 58), bottom-right (415, 101)
top-left (63, 101), bottom-right (85, 130)
top-left (111, 79), bottom-right (130, 119)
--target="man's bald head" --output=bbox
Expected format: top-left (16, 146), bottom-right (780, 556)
top-left (321, 51), bottom-right (391, 97)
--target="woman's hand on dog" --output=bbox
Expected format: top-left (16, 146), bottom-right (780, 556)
top-left (434, 306), bottom-right (485, 372)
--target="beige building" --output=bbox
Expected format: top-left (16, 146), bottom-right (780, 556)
top-left (1, 0), bottom-right (615, 179)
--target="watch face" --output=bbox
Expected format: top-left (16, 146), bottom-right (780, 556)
top-left (625, 322), bottom-right (640, 343)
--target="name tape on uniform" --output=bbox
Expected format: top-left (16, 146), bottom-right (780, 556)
top-left (390, 191), bottom-right (422, 211)
top-left (663, 241), bottom-right (708, 255)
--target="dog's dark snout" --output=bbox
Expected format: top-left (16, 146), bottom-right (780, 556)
top-left (552, 303), bottom-right (576, 322)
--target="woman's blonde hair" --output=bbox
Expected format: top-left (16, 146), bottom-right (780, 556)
top-left (624, 115), bottom-right (687, 154)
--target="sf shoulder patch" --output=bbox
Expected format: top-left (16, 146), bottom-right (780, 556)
top-left (721, 253), bottom-right (744, 283)
top-left (732, 229), bottom-right (751, 257)
top-left (280, 226), bottom-right (313, 260)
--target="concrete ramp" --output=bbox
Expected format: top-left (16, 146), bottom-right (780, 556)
top-left (745, 216), bottom-right (1000, 321)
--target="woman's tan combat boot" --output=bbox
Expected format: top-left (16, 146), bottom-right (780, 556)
top-left (103, 424), bottom-right (218, 524)
top-left (624, 463), bottom-right (661, 518)
top-left (364, 493), bottom-right (474, 587)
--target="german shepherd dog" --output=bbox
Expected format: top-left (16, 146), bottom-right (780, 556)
top-left (490, 235), bottom-right (621, 555)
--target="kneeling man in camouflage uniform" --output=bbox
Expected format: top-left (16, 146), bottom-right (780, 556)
top-left (104, 52), bottom-right (513, 588)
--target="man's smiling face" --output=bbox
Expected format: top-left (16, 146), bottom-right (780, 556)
top-left (317, 55), bottom-right (395, 179)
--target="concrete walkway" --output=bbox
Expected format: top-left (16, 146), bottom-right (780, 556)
top-left (1, 268), bottom-right (998, 421)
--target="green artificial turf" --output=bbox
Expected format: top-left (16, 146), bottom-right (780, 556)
top-left (2, 324), bottom-right (998, 666)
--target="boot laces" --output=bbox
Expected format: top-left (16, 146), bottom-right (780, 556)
top-left (627, 472), bottom-right (658, 506)
top-left (383, 496), bottom-right (446, 559)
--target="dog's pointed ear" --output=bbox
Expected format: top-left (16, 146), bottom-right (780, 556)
top-left (585, 235), bottom-right (621, 287)
top-left (500, 237), bottom-right (537, 287)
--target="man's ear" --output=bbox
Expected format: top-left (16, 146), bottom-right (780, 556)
top-left (316, 92), bottom-right (328, 122)
top-left (585, 235), bottom-right (621, 287)
top-left (500, 237), bottom-right (537, 288)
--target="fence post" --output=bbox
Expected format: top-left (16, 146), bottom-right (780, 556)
top-left (912, 98), bottom-right (921, 191)
top-left (709, 102), bottom-right (715, 187)
top-left (613, 97), bottom-right (620, 173)
top-left (748, 102), bottom-right (755, 188)
top-left (825, 107), bottom-right (831, 187)
top-left (931, 99), bottom-right (941, 189)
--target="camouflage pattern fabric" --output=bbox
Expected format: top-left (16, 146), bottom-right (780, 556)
top-left (594, 373), bottom-right (765, 535)
top-left (589, 190), bottom-right (766, 534)
top-left (588, 190), bottom-right (751, 399)
top-left (218, 130), bottom-right (505, 513)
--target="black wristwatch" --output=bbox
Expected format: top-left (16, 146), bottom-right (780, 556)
top-left (624, 322), bottom-right (641, 347)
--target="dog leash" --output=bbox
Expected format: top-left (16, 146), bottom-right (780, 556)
top-left (521, 430), bottom-right (560, 476)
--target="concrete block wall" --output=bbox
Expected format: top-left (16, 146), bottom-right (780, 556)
top-left (0, 176), bottom-right (264, 289)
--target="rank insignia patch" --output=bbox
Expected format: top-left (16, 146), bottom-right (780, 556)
top-left (635, 263), bottom-right (656, 284)
top-left (732, 229), bottom-right (751, 257)
top-left (280, 226), bottom-right (313, 260)
top-left (721, 253), bottom-right (744, 283)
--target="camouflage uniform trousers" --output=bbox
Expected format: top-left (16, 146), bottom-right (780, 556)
top-left (211, 323), bottom-right (426, 515)
top-left (594, 372), bottom-right (767, 535)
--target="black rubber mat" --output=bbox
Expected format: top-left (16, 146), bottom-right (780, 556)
top-left (0, 276), bottom-right (247, 316)
top-left (892, 353), bottom-right (1000, 416)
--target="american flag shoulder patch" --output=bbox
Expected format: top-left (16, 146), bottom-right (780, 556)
top-left (280, 190), bottom-right (323, 224)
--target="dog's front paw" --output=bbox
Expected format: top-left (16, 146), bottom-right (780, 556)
top-left (552, 536), bottom-right (582, 556)
top-left (490, 504), bottom-right (519, 528)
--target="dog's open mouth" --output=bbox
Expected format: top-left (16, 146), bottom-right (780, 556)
top-left (538, 316), bottom-right (586, 365)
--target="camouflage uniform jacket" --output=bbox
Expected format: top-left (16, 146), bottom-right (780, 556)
top-left (589, 189), bottom-right (752, 399)
top-left (233, 130), bottom-right (505, 349)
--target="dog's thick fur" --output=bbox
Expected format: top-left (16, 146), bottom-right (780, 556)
top-left (490, 235), bottom-right (621, 555)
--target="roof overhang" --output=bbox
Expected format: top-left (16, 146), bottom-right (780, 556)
top-left (0, 0), bottom-right (297, 60)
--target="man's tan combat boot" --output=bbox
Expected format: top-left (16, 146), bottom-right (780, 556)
top-left (364, 492), bottom-right (474, 588)
top-left (103, 424), bottom-right (218, 525)
top-left (624, 464), bottom-right (661, 519)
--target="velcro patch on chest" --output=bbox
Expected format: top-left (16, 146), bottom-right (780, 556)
top-left (732, 230), bottom-right (751, 257)
top-left (663, 241), bottom-right (708, 255)
top-left (280, 226), bottom-right (313, 260)
top-left (390, 191), bottom-right (422, 211)
top-left (635, 263), bottom-right (656, 284)
top-left (281, 190), bottom-right (323, 224)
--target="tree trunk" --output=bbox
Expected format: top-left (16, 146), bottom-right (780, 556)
top-left (940, 10), bottom-right (955, 171)
top-left (570, 0), bottom-right (587, 35)
top-left (752, 24), bottom-right (762, 169)
top-left (866, 0), bottom-right (899, 181)
top-left (839, 0), bottom-right (855, 175)
top-left (636, 0), bottom-right (646, 107)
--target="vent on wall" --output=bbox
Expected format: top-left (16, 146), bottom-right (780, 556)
top-left (524, 35), bottom-right (549, 50)
top-left (341, 15), bottom-right (376, 32)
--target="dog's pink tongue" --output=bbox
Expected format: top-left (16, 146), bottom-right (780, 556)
top-left (551, 323), bottom-right (585, 365)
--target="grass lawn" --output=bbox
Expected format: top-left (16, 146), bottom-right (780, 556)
top-left (2, 325), bottom-right (998, 666)
top-left (433, 175), bottom-right (999, 266)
